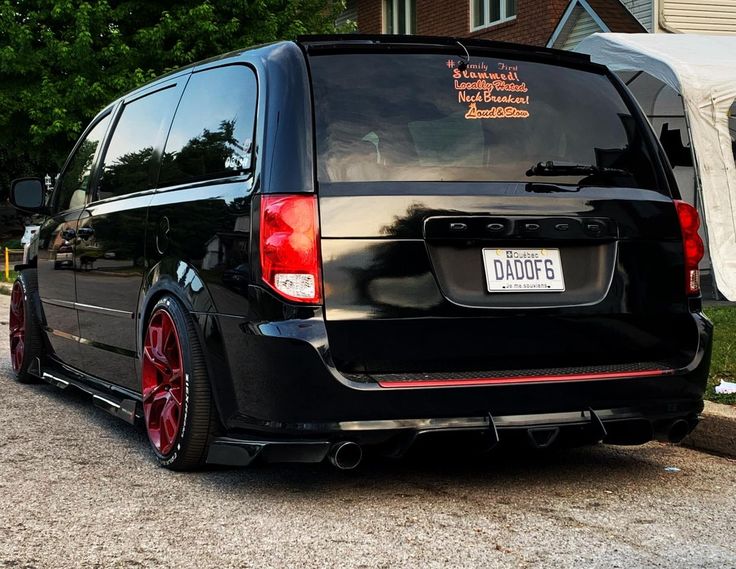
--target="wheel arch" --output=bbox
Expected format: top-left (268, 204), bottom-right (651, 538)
top-left (139, 259), bottom-right (236, 430)
top-left (15, 268), bottom-right (51, 352)
top-left (16, 265), bottom-right (46, 327)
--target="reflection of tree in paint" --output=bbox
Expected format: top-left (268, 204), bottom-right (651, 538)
top-left (57, 138), bottom-right (100, 209)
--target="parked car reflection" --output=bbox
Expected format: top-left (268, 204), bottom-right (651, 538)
top-left (222, 263), bottom-right (251, 294)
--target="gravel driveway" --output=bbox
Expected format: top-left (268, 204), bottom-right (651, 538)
top-left (1, 292), bottom-right (735, 569)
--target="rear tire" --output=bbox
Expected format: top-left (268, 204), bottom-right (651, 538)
top-left (8, 270), bottom-right (43, 384)
top-left (141, 295), bottom-right (216, 471)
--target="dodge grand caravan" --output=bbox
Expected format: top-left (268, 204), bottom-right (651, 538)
top-left (8, 36), bottom-right (713, 470)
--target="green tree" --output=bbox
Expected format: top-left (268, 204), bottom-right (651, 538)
top-left (0, 0), bottom-right (348, 198)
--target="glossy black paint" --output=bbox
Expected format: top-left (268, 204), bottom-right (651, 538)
top-left (75, 193), bottom-right (150, 389)
top-left (37, 207), bottom-right (84, 367)
top-left (16, 36), bottom-right (713, 456)
top-left (34, 109), bottom-right (115, 369)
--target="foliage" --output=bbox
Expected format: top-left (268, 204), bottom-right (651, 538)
top-left (0, 239), bottom-right (22, 250)
top-left (0, 0), bottom-right (348, 199)
top-left (0, 270), bottom-right (18, 284)
top-left (160, 119), bottom-right (242, 184)
top-left (704, 306), bottom-right (736, 405)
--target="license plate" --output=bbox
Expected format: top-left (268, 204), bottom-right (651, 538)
top-left (482, 248), bottom-right (565, 292)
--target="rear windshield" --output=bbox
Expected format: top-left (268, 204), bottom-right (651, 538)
top-left (309, 53), bottom-right (659, 189)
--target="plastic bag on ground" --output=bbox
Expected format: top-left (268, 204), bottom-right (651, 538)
top-left (714, 380), bottom-right (736, 395)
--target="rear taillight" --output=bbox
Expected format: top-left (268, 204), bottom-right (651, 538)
top-left (674, 200), bottom-right (704, 296)
top-left (259, 194), bottom-right (322, 304)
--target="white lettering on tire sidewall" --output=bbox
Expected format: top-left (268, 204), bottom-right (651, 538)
top-left (159, 299), bottom-right (190, 467)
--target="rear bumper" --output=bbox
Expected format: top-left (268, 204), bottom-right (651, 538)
top-left (213, 310), bottom-right (712, 437)
top-left (206, 404), bottom-right (702, 466)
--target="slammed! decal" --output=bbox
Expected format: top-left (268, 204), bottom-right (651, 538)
top-left (449, 60), bottom-right (531, 120)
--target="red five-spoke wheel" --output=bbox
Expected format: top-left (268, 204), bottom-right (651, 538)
top-left (8, 271), bottom-right (42, 384)
top-left (142, 308), bottom-right (185, 456)
top-left (9, 280), bottom-right (25, 373)
top-left (141, 295), bottom-right (215, 470)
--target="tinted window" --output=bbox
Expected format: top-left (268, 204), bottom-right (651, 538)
top-left (159, 65), bottom-right (256, 187)
top-left (310, 54), bottom-right (659, 190)
top-left (97, 86), bottom-right (180, 201)
top-left (55, 114), bottom-right (111, 212)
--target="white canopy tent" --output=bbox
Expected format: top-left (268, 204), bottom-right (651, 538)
top-left (576, 33), bottom-right (736, 301)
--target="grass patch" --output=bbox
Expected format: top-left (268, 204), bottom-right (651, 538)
top-left (0, 270), bottom-right (17, 284)
top-left (0, 270), bottom-right (16, 294)
top-left (704, 306), bottom-right (736, 405)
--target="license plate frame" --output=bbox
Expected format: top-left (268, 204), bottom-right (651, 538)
top-left (482, 248), bottom-right (566, 293)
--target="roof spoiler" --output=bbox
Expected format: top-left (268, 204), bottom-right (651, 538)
top-left (296, 34), bottom-right (592, 65)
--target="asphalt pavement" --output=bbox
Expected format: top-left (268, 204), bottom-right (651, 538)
top-left (1, 293), bottom-right (735, 569)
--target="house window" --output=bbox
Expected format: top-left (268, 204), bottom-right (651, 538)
top-left (472, 0), bottom-right (517, 30)
top-left (384, 0), bottom-right (416, 34)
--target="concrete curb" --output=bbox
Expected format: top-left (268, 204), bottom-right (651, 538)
top-left (682, 401), bottom-right (736, 458)
top-left (0, 281), bottom-right (11, 295)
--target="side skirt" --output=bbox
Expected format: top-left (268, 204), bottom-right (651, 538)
top-left (39, 356), bottom-right (141, 425)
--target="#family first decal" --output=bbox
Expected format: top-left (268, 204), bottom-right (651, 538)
top-left (448, 59), bottom-right (530, 119)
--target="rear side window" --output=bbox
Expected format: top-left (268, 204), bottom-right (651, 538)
top-left (96, 85), bottom-right (180, 201)
top-left (159, 65), bottom-right (257, 187)
top-left (310, 53), bottom-right (659, 190)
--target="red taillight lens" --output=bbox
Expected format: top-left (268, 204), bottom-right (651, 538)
top-left (674, 200), bottom-right (705, 296)
top-left (259, 194), bottom-right (322, 303)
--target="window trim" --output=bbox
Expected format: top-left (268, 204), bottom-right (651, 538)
top-left (383, 0), bottom-right (415, 34)
top-left (470, 0), bottom-right (517, 32)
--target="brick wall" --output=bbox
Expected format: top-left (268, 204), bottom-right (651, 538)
top-left (356, 0), bottom-right (571, 46)
top-left (416, 0), bottom-right (470, 37)
top-left (356, 0), bottom-right (383, 34)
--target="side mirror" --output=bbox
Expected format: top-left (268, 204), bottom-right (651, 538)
top-left (10, 177), bottom-right (46, 214)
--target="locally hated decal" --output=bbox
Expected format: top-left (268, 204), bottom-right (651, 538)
top-left (447, 59), bottom-right (530, 120)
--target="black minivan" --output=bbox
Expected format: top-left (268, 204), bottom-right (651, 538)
top-left (8, 36), bottom-right (712, 470)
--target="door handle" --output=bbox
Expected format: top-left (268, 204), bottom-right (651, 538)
top-left (77, 227), bottom-right (95, 239)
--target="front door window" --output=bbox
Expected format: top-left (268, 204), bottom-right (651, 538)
top-left (54, 114), bottom-right (111, 213)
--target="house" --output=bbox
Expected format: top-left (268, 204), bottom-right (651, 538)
top-left (554, 1), bottom-right (736, 45)
top-left (342, 1), bottom-right (736, 50)
top-left (630, 0), bottom-right (736, 34)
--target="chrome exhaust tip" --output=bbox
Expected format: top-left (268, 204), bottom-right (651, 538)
top-left (328, 441), bottom-right (363, 470)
